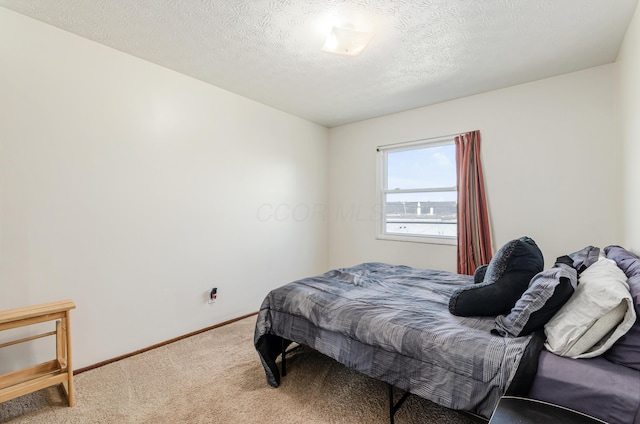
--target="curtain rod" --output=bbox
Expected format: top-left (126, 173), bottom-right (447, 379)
top-left (376, 130), bottom-right (478, 151)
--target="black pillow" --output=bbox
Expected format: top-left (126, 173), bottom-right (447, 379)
top-left (449, 236), bottom-right (544, 316)
top-left (473, 265), bottom-right (488, 283)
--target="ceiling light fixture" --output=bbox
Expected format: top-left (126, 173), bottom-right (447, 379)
top-left (321, 25), bottom-right (374, 56)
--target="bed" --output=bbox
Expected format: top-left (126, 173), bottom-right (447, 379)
top-left (254, 240), bottom-right (640, 423)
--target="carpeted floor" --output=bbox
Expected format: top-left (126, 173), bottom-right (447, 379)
top-left (0, 316), bottom-right (485, 423)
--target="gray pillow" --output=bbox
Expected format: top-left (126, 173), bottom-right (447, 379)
top-left (567, 245), bottom-right (601, 274)
top-left (493, 263), bottom-right (576, 337)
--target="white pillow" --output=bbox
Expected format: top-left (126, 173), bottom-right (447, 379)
top-left (544, 257), bottom-right (636, 358)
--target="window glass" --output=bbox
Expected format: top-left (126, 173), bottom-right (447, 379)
top-left (379, 140), bottom-right (457, 242)
top-left (386, 145), bottom-right (456, 190)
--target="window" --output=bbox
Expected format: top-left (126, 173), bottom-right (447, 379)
top-left (377, 137), bottom-right (457, 244)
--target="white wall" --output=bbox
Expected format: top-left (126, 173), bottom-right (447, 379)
top-left (0, 8), bottom-right (328, 372)
top-left (328, 65), bottom-right (621, 271)
top-left (618, 3), bottom-right (640, 252)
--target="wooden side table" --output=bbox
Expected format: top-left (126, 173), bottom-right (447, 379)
top-left (489, 396), bottom-right (608, 424)
top-left (0, 300), bottom-right (76, 406)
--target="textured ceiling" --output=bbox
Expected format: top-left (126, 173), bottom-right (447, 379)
top-left (1, 0), bottom-right (638, 127)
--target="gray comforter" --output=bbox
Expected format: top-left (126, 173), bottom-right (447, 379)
top-left (254, 262), bottom-right (538, 418)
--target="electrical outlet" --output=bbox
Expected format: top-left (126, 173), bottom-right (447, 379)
top-left (208, 287), bottom-right (218, 304)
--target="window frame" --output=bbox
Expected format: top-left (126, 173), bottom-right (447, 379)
top-left (376, 136), bottom-right (458, 245)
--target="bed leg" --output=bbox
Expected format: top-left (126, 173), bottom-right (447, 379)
top-left (281, 337), bottom-right (287, 377)
top-left (388, 384), bottom-right (410, 424)
top-left (388, 385), bottom-right (395, 424)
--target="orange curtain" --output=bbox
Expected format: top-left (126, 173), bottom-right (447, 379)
top-left (455, 131), bottom-right (492, 275)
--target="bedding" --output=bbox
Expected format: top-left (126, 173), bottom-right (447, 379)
top-left (255, 244), bottom-right (640, 423)
top-left (526, 245), bottom-right (640, 424)
top-left (529, 350), bottom-right (640, 424)
top-left (544, 256), bottom-right (636, 358)
top-left (254, 262), bottom-right (542, 418)
top-left (605, 245), bottom-right (640, 370)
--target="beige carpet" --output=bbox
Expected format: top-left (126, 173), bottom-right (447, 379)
top-left (0, 316), bottom-right (484, 424)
